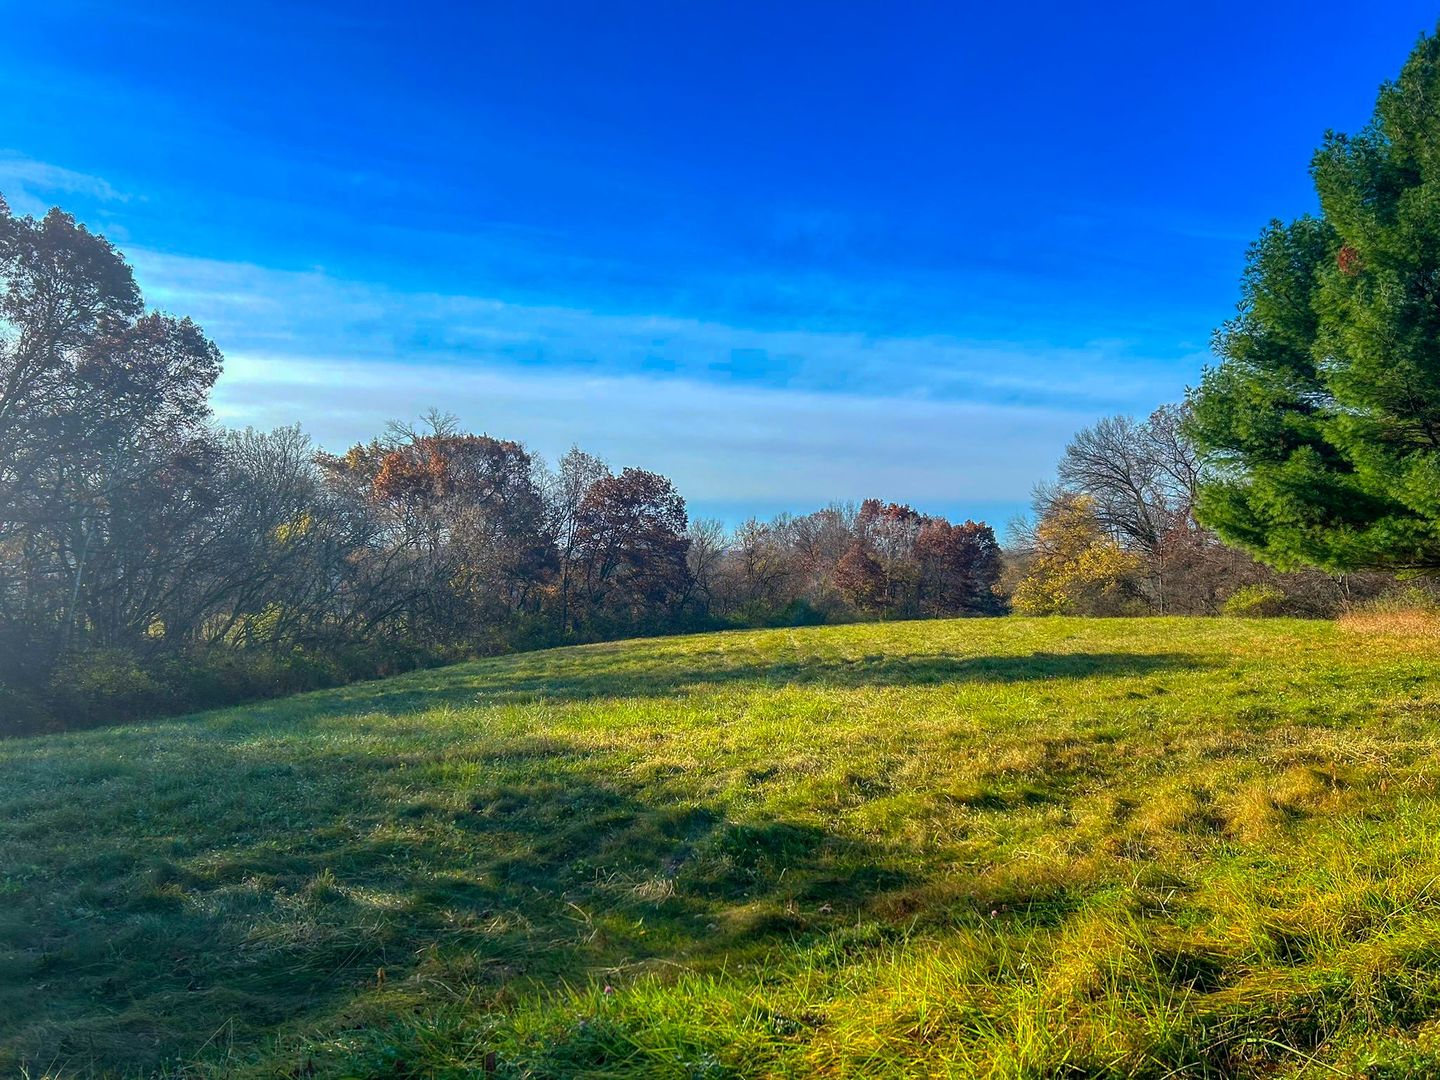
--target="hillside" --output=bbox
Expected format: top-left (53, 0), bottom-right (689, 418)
top-left (6, 617), bottom-right (1440, 1078)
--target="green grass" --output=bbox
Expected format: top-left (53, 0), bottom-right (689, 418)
top-left (8, 616), bottom-right (1440, 1078)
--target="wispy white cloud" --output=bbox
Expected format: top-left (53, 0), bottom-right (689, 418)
top-left (102, 245), bottom-right (1203, 515)
top-left (0, 153), bottom-right (128, 217)
top-left (127, 247), bottom-right (1199, 410)
top-left (216, 351), bottom-right (1092, 509)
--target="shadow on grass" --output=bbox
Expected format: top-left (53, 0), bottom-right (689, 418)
top-left (0, 753), bottom-right (916, 1077)
top-left (311, 648), bottom-right (1214, 719)
top-left (0, 643), bottom-right (1210, 1073)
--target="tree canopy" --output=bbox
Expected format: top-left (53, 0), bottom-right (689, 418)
top-left (1190, 29), bottom-right (1440, 572)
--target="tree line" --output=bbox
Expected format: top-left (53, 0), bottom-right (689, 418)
top-left (0, 195), bottom-right (1002, 732)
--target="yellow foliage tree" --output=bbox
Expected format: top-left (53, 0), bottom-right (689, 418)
top-left (1011, 494), bottom-right (1145, 615)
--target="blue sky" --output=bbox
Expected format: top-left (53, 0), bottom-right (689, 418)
top-left (2, 1), bottom-right (1436, 528)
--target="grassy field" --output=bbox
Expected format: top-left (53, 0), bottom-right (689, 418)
top-left (7, 617), bottom-right (1440, 1078)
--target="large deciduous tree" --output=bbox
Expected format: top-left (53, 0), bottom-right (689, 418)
top-left (0, 198), bottom-right (223, 671)
top-left (1009, 494), bottom-right (1145, 616)
top-left (914, 518), bottom-right (1004, 616)
top-left (571, 467), bottom-right (692, 630)
top-left (1050, 405), bottom-right (1203, 612)
top-left (318, 417), bottom-right (555, 646)
top-left (834, 500), bottom-right (1002, 617)
top-left (1190, 30), bottom-right (1440, 572)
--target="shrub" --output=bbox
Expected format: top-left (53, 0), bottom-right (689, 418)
top-left (328, 640), bottom-right (450, 682)
top-left (1222, 584), bottom-right (1288, 617)
top-left (762, 599), bottom-right (829, 628)
top-left (158, 648), bottom-right (346, 711)
top-left (0, 683), bottom-right (56, 738)
top-left (2, 637), bottom-right (474, 738)
top-left (1353, 584), bottom-right (1440, 616)
top-left (47, 648), bottom-right (169, 727)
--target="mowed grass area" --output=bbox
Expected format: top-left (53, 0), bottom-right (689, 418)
top-left (8, 619), bottom-right (1440, 1077)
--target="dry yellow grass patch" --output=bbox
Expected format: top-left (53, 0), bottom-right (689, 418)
top-left (1339, 608), bottom-right (1440, 638)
